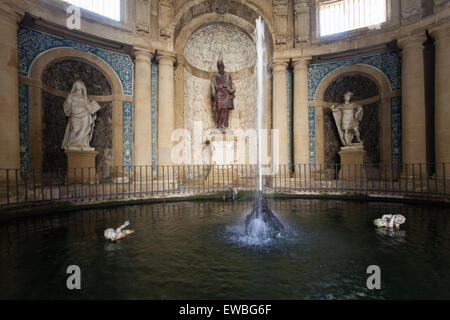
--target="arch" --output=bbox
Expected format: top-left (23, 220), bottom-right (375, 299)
top-left (26, 48), bottom-right (125, 170)
top-left (29, 48), bottom-right (123, 98)
top-left (312, 64), bottom-right (396, 168)
top-left (172, 0), bottom-right (274, 53)
top-left (314, 64), bottom-right (392, 103)
top-left (175, 13), bottom-right (256, 55)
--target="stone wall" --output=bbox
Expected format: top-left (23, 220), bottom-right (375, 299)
top-left (42, 60), bottom-right (112, 95)
top-left (323, 74), bottom-right (380, 170)
top-left (41, 60), bottom-right (113, 172)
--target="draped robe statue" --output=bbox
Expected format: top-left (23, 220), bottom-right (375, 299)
top-left (330, 91), bottom-right (364, 147)
top-left (211, 58), bottom-right (236, 129)
top-left (62, 80), bottom-right (101, 150)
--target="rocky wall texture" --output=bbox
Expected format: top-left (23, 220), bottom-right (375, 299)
top-left (42, 93), bottom-right (67, 172)
top-left (41, 60), bottom-right (113, 173)
top-left (184, 23), bottom-right (256, 73)
top-left (323, 74), bottom-right (380, 170)
top-left (42, 60), bottom-right (112, 95)
top-left (183, 23), bottom-right (258, 148)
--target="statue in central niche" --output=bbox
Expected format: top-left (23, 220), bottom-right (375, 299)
top-left (62, 80), bottom-right (101, 150)
top-left (211, 56), bottom-right (236, 129)
top-left (330, 91), bottom-right (364, 147)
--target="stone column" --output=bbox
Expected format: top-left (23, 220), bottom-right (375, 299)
top-left (0, 7), bottom-right (21, 171)
top-left (398, 34), bottom-right (427, 172)
top-left (272, 60), bottom-right (289, 166)
top-left (133, 49), bottom-right (153, 169)
top-left (433, 25), bottom-right (450, 177)
top-left (292, 58), bottom-right (310, 165)
top-left (157, 54), bottom-right (176, 165)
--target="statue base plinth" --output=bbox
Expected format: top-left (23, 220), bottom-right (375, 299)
top-left (65, 149), bottom-right (99, 184)
top-left (338, 147), bottom-right (365, 179)
top-left (210, 133), bottom-right (238, 165)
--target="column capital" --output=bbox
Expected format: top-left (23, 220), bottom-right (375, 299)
top-left (292, 56), bottom-right (311, 71)
top-left (133, 49), bottom-right (153, 61)
top-left (273, 59), bottom-right (289, 72)
top-left (0, 6), bottom-right (22, 27)
top-left (430, 23), bottom-right (450, 41)
top-left (159, 54), bottom-right (177, 66)
top-left (397, 33), bottom-right (427, 50)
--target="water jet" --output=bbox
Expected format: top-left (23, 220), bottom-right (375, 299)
top-left (243, 17), bottom-right (284, 240)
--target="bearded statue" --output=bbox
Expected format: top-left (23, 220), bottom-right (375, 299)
top-left (210, 57), bottom-right (236, 129)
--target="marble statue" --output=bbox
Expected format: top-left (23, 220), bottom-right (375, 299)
top-left (62, 80), bottom-right (102, 150)
top-left (330, 91), bottom-right (364, 147)
top-left (373, 214), bottom-right (406, 228)
top-left (211, 57), bottom-right (236, 129)
top-left (104, 220), bottom-right (135, 241)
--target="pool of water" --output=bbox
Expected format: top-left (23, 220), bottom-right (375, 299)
top-left (0, 199), bottom-right (449, 299)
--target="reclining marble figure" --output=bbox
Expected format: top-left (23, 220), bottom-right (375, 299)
top-left (373, 214), bottom-right (406, 228)
top-left (104, 221), bottom-right (135, 241)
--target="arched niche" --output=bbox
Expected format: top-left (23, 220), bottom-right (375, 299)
top-left (322, 74), bottom-right (380, 174)
top-left (313, 64), bottom-right (395, 170)
top-left (26, 48), bottom-right (125, 172)
top-left (183, 22), bottom-right (257, 134)
top-left (172, 3), bottom-right (274, 164)
top-left (41, 59), bottom-right (113, 173)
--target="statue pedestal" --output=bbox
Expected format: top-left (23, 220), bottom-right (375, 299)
top-left (210, 133), bottom-right (237, 165)
top-left (338, 147), bottom-right (365, 179)
top-left (65, 149), bottom-right (99, 184)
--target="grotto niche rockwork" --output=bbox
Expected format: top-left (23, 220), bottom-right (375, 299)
top-left (323, 74), bottom-right (380, 174)
top-left (41, 59), bottom-right (113, 173)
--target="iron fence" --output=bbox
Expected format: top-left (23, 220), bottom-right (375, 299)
top-left (0, 163), bottom-right (448, 206)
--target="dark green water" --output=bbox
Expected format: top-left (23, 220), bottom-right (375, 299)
top-left (0, 199), bottom-right (449, 299)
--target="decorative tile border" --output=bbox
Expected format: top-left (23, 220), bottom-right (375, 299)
top-left (151, 61), bottom-right (158, 169)
top-left (122, 101), bottom-right (133, 170)
top-left (17, 26), bottom-right (134, 96)
top-left (308, 106), bottom-right (316, 165)
top-left (286, 68), bottom-right (293, 165)
top-left (19, 84), bottom-right (30, 174)
top-left (308, 51), bottom-right (401, 101)
top-left (391, 96), bottom-right (402, 169)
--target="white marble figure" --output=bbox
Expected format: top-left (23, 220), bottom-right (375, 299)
top-left (62, 80), bottom-right (101, 150)
top-left (330, 91), bottom-right (364, 147)
top-left (373, 214), bottom-right (406, 228)
top-left (104, 220), bottom-right (135, 241)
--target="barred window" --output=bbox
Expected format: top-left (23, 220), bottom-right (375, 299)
top-left (64, 0), bottom-right (122, 21)
top-left (319, 0), bottom-right (387, 37)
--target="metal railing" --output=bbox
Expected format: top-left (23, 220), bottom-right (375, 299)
top-left (0, 163), bottom-right (448, 207)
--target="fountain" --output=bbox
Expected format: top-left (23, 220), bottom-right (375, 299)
top-left (244, 17), bottom-right (284, 239)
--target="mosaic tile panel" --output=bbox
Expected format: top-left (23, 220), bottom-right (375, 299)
top-left (391, 96), bottom-right (402, 169)
top-left (122, 101), bottom-right (133, 170)
top-left (308, 106), bottom-right (316, 165)
top-left (19, 84), bottom-right (29, 174)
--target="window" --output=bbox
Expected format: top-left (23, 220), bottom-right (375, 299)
top-left (64, 0), bottom-right (122, 21)
top-left (319, 0), bottom-right (387, 37)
